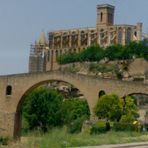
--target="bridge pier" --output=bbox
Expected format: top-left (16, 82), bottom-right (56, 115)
top-left (0, 111), bottom-right (15, 138)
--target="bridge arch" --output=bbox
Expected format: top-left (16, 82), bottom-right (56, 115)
top-left (127, 93), bottom-right (148, 105)
top-left (13, 79), bottom-right (90, 139)
top-left (127, 93), bottom-right (148, 97)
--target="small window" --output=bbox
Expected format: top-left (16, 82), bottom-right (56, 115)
top-left (6, 85), bottom-right (12, 95)
top-left (134, 32), bottom-right (137, 37)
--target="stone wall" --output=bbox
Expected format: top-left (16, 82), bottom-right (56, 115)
top-left (128, 58), bottom-right (148, 76)
top-left (59, 58), bottom-right (148, 80)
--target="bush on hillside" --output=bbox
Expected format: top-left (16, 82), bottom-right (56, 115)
top-left (57, 41), bottom-right (148, 64)
top-left (89, 63), bottom-right (120, 76)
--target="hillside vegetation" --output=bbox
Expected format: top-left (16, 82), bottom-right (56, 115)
top-left (57, 40), bottom-right (148, 64)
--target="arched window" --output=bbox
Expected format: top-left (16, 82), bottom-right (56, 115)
top-left (126, 28), bottom-right (132, 44)
top-left (55, 50), bottom-right (58, 59)
top-left (47, 51), bottom-right (50, 62)
top-left (81, 31), bottom-right (85, 34)
top-left (73, 49), bottom-right (76, 53)
top-left (98, 90), bottom-right (106, 98)
top-left (108, 13), bottom-right (113, 24)
top-left (6, 85), bottom-right (12, 95)
top-left (134, 31), bottom-right (137, 37)
top-left (100, 12), bottom-right (103, 22)
top-left (100, 29), bottom-right (104, 38)
top-left (118, 28), bottom-right (122, 44)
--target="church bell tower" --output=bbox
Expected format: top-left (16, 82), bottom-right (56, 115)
top-left (96, 4), bottom-right (115, 27)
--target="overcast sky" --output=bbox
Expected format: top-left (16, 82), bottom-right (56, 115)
top-left (0, 0), bottom-right (147, 75)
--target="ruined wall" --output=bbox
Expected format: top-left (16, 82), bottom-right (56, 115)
top-left (128, 58), bottom-right (148, 76)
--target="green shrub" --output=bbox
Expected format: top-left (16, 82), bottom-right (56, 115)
top-left (61, 98), bottom-right (90, 125)
top-left (93, 94), bottom-right (123, 122)
top-left (120, 114), bottom-right (135, 123)
top-left (144, 54), bottom-right (148, 61)
top-left (57, 45), bottom-right (105, 64)
top-left (0, 137), bottom-right (9, 145)
top-left (67, 117), bottom-right (85, 134)
top-left (113, 122), bottom-right (137, 131)
top-left (62, 98), bottom-right (90, 133)
top-left (57, 53), bottom-right (79, 64)
top-left (79, 45), bottom-right (104, 62)
top-left (90, 121), bottom-right (110, 134)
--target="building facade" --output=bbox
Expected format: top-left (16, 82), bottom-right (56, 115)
top-left (29, 4), bottom-right (143, 72)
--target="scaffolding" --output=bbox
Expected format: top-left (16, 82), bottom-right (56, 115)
top-left (29, 44), bottom-right (46, 73)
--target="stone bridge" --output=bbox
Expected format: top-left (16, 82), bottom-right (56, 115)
top-left (0, 71), bottom-right (147, 139)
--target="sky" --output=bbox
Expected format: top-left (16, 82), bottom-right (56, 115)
top-left (0, 0), bottom-right (147, 75)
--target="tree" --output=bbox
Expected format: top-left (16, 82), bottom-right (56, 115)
top-left (122, 96), bottom-right (139, 118)
top-left (119, 114), bottom-right (135, 123)
top-left (61, 98), bottom-right (90, 133)
top-left (93, 94), bottom-right (139, 122)
top-left (105, 44), bottom-right (123, 60)
top-left (22, 87), bottom-right (64, 132)
top-left (57, 45), bottom-right (104, 64)
top-left (61, 98), bottom-right (90, 125)
top-left (93, 94), bottom-right (123, 122)
top-left (79, 45), bottom-right (104, 62)
top-left (57, 52), bottom-right (79, 64)
top-left (120, 45), bottom-right (133, 60)
top-left (22, 87), bottom-right (90, 133)
top-left (141, 39), bottom-right (148, 60)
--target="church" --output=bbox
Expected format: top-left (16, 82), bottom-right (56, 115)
top-left (29, 4), bottom-right (143, 72)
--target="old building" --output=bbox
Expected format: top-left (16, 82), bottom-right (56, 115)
top-left (29, 4), bottom-right (143, 72)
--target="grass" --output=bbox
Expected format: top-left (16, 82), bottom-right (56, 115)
top-left (19, 128), bottom-right (148, 148)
